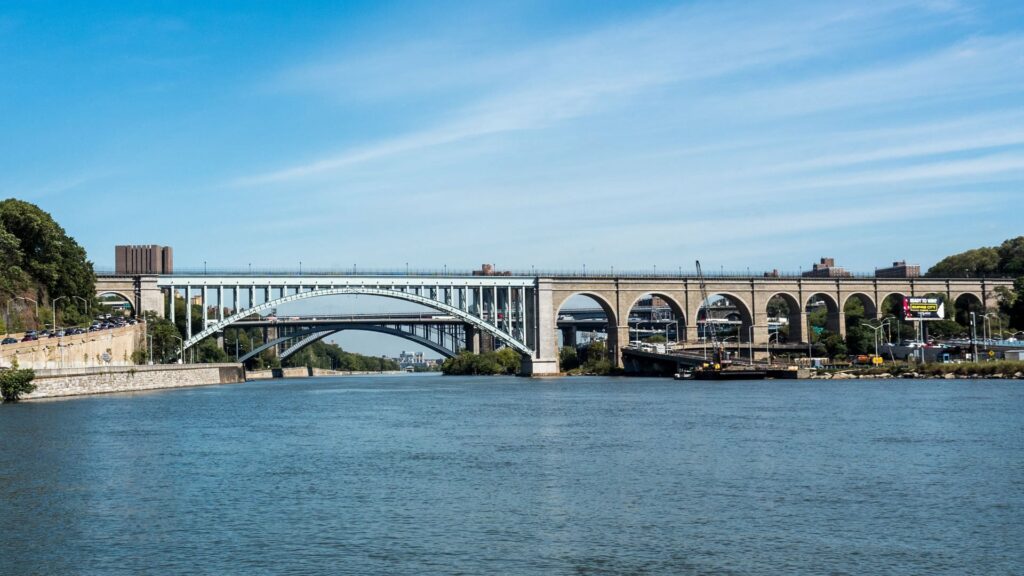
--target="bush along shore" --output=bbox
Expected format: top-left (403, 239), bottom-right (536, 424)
top-left (810, 361), bottom-right (1024, 380)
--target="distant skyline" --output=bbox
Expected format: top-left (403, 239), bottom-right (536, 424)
top-left (4, 1), bottom-right (1023, 354)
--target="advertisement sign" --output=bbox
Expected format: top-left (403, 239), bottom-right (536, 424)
top-left (902, 297), bottom-right (945, 321)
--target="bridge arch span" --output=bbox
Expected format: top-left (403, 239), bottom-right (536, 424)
top-left (804, 292), bottom-right (841, 335)
top-left (185, 287), bottom-right (528, 356)
top-left (625, 292), bottom-right (686, 322)
top-left (625, 292), bottom-right (686, 341)
top-left (693, 291), bottom-right (753, 343)
top-left (239, 324), bottom-right (459, 364)
top-left (765, 292), bottom-right (802, 342)
top-left (97, 291), bottom-right (135, 310)
top-left (552, 291), bottom-right (619, 367)
top-left (842, 292), bottom-right (878, 320)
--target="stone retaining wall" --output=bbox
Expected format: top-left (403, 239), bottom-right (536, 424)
top-left (24, 363), bottom-right (245, 399)
top-left (0, 324), bottom-right (143, 370)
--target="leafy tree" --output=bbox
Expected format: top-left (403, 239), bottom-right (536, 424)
top-left (766, 296), bottom-right (790, 318)
top-left (927, 319), bottom-right (966, 339)
top-left (997, 237), bottom-right (1024, 276)
top-left (0, 359), bottom-right (36, 402)
top-left (820, 332), bottom-right (847, 358)
top-left (193, 338), bottom-right (230, 363)
top-left (559, 346), bottom-right (579, 370)
top-left (844, 324), bottom-right (873, 355)
top-left (0, 222), bottom-right (28, 297)
top-left (0, 199), bottom-right (95, 307)
top-left (926, 247), bottom-right (1000, 277)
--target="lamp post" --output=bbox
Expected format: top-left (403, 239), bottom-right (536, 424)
top-left (970, 312), bottom-right (978, 362)
top-left (171, 335), bottom-right (184, 364)
top-left (15, 296), bottom-right (39, 330)
top-left (883, 314), bottom-right (900, 343)
top-left (866, 319), bottom-right (891, 357)
top-left (72, 295), bottom-right (89, 320)
top-left (984, 313), bottom-right (1001, 342)
top-left (52, 295), bottom-right (68, 331)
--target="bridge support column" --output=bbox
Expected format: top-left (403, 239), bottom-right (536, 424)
top-left (522, 280), bottom-right (559, 376)
top-left (465, 325), bottom-right (480, 354)
top-left (614, 325), bottom-right (629, 368)
top-left (560, 326), bottom-right (577, 348)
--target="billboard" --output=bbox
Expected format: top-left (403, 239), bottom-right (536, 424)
top-left (902, 297), bottom-right (945, 321)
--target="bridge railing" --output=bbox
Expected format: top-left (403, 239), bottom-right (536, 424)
top-left (93, 267), bottom-right (1015, 280)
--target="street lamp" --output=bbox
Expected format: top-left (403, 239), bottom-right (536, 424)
top-left (52, 295), bottom-right (68, 331)
top-left (984, 313), bottom-right (1002, 342)
top-left (168, 334), bottom-right (184, 364)
top-left (969, 312), bottom-right (978, 362)
top-left (14, 296), bottom-right (39, 330)
top-left (72, 295), bottom-right (89, 319)
top-left (866, 319), bottom-right (891, 357)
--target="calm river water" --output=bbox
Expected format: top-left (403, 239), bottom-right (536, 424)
top-left (1, 375), bottom-right (1022, 575)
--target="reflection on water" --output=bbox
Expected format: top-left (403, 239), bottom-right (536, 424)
top-left (1, 376), bottom-right (1021, 575)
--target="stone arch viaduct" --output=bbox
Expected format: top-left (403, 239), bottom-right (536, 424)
top-left (96, 273), bottom-right (1011, 376)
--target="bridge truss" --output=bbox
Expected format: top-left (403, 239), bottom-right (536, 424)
top-left (237, 322), bottom-right (468, 363)
top-left (158, 276), bottom-right (536, 359)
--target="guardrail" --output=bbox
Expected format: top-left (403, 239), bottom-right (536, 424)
top-left (93, 267), bottom-right (1016, 280)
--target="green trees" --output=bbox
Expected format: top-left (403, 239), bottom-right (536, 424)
top-left (440, 348), bottom-right (522, 375)
top-left (0, 360), bottom-right (36, 402)
top-left (0, 200), bottom-right (96, 311)
top-left (927, 236), bottom-right (1024, 330)
top-left (282, 340), bottom-right (400, 372)
top-left (926, 247), bottom-right (1001, 278)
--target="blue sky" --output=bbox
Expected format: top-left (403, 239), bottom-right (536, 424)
top-left (3, 1), bottom-right (1024, 353)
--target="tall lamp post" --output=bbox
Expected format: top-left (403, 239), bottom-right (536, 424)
top-left (969, 312), bottom-right (978, 362)
top-left (52, 295), bottom-right (68, 331)
top-left (15, 296), bottom-right (39, 330)
top-left (72, 295), bottom-right (89, 320)
top-left (172, 335), bottom-right (184, 364)
top-left (984, 313), bottom-right (1001, 342)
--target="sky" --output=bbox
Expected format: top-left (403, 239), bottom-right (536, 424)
top-left (3, 0), bottom-right (1024, 355)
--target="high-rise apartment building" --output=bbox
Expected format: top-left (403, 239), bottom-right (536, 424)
top-left (115, 245), bottom-right (174, 274)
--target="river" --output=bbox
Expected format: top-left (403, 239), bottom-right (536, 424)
top-left (1, 375), bottom-right (1021, 575)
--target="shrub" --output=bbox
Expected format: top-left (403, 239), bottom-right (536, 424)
top-left (0, 359), bottom-right (36, 402)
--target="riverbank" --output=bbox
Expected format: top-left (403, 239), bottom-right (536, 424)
top-left (811, 361), bottom-right (1024, 380)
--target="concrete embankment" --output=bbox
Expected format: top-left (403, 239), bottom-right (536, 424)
top-left (0, 324), bottom-right (144, 370)
top-left (24, 363), bottom-right (245, 400)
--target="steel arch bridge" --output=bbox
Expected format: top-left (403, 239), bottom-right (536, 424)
top-left (159, 276), bottom-right (536, 359)
top-left (238, 322), bottom-right (467, 363)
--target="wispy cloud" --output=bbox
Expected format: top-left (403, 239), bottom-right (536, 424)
top-left (236, 1), bottom-right (974, 187)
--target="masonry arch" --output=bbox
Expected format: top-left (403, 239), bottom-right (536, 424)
top-left (765, 292), bottom-right (802, 342)
top-left (952, 293), bottom-right (985, 327)
top-left (554, 292), bottom-right (618, 369)
top-left (97, 292), bottom-right (135, 315)
top-left (184, 286), bottom-right (530, 355)
top-left (805, 292), bottom-right (841, 336)
top-left (879, 292), bottom-right (916, 342)
top-left (697, 292), bottom-right (753, 343)
top-left (843, 293), bottom-right (877, 320)
top-left (625, 292), bottom-right (686, 344)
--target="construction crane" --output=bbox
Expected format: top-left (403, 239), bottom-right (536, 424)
top-left (695, 260), bottom-right (725, 367)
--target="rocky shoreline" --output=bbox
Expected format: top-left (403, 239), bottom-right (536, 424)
top-left (812, 370), bottom-right (1024, 380)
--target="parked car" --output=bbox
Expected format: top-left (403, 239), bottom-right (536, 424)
top-left (1, 337), bottom-right (18, 345)
top-left (20, 334), bottom-right (38, 342)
